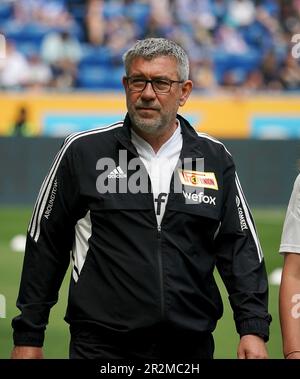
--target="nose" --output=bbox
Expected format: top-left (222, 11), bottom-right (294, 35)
top-left (140, 81), bottom-right (157, 100)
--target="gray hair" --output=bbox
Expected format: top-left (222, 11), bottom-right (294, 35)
top-left (122, 38), bottom-right (190, 81)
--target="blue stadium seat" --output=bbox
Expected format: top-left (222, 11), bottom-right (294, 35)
top-left (0, 2), bottom-right (13, 21)
top-left (16, 41), bottom-right (41, 58)
top-left (4, 22), bottom-right (50, 47)
top-left (239, 22), bottom-right (272, 53)
top-left (77, 65), bottom-right (124, 89)
top-left (109, 66), bottom-right (126, 89)
top-left (213, 49), bottom-right (261, 84)
top-left (79, 45), bottom-right (113, 67)
top-left (124, 2), bottom-right (150, 28)
top-left (103, 2), bottom-right (124, 20)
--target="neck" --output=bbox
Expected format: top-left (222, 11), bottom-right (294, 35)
top-left (132, 121), bottom-right (179, 153)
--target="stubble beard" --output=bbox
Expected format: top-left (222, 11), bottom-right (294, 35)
top-left (129, 105), bottom-right (176, 136)
top-left (130, 113), bottom-right (163, 135)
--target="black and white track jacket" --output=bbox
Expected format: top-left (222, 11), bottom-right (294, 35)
top-left (12, 114), bottom-right (271, 346)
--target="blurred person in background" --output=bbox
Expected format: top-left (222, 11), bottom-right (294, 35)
top-left (11, 37), bottom-right (271, 359)
top-left (41, 30), bottom-right (82, 89)
top-left (227, 0), bottom-right (256, 27)
top-left (1, 0), bottom-right (300, 92)
top-left (260, 50), bottom-right (283, 91)
top-left (13, 0), bottom-right (74, 29)
top-left (11, 105), bottom-right (31, 137)
top-left (85, 0), bottom-right (105, 46)
top-left (25, 53), bottom-right (53, 91)
top-left (105, 16), bottom-right (136, 63)
top-left (279, 54), bottom-right (300, 91)
top-left (279, 174), bottom-right (300, 359)
top-left (146, 0), bottom-right (174, 37)
top-left (0, 40), bottom-right (29, 90)
top-left (191, 58), bottom-right (217, 91)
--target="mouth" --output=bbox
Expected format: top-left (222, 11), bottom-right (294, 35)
top-left (136, 107), bottom-right (159, 113)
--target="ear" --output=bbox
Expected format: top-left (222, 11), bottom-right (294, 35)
top-left (122, 76), bottom-right (128, 91)
top-left (179, 80), bottom-right (193, 107)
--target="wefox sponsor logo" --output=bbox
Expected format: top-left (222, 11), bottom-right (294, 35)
top-left (236, 196), bottom-right (248, 231)
top-left (183, 191), bottom-right (216, 205)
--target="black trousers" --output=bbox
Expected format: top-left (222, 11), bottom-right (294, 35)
top-left (69, 323), bottom-right (214, 359)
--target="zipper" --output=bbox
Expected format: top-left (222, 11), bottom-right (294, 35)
top-left (157, 224), bottom-right (165, 319)
top-left (155, 174), bottom-right (174, 320)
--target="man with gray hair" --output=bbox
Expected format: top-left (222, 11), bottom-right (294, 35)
top-left (11, 38), bottom-right (271, 359)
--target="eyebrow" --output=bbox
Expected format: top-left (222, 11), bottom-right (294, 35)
top-left (129, 76), bottom-right (173, 80)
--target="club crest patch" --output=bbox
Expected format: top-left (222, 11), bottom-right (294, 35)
top-left (178, 169), bottom-right (218, 190)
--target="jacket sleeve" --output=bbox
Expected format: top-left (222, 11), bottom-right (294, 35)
top-left (12, 140), bottom-right (81, 347)
top-left (214, 150), bottom-right (272, 341)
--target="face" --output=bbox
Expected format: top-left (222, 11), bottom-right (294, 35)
top-left (123, 56), bottom-right (193, 136)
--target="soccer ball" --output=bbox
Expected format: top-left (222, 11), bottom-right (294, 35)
top-left (10, 234), bottom-right (26, 253)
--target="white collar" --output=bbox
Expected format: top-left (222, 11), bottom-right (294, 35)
top-left (131, 121), bottom-right (182, 158)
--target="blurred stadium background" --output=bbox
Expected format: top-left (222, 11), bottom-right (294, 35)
top-left (0, 0), bottom-right (300, 359)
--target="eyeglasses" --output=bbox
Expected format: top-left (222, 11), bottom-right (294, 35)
top-left (125, 77), bottom-right (184, 94)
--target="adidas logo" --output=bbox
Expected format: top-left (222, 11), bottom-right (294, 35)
top-left (108, 166), bottom-right (127, 179)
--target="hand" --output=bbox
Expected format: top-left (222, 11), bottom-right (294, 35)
top-left (11, 346), bottom-right (44, 359)
top-left (285, 351), bottom-right (300, 359)
top-left (237, 334), bottom-right (268, 359)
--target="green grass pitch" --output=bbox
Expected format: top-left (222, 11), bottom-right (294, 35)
top-left (0, 207), bottom-right (285, 358)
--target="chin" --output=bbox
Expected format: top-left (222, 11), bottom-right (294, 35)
top-left (136, 123), bottom-right (161, 135)
top-left (133, 117), bottom-right (161, 134)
